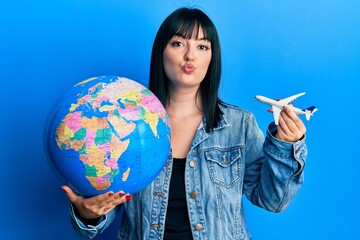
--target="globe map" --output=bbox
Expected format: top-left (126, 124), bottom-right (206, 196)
top-left (46, 76), bottom-right (171, 197)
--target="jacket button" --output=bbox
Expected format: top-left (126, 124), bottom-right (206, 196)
top-left (153, 192), bottom-right (165, 197)
top-left (150, 223), bottom-right (160, 228)
top-left (189, 160), bottom-right (196, 168)
top-left (195, 223), bottom-right (203, 231)
top-left (190, 191), bottom-right (198, 198)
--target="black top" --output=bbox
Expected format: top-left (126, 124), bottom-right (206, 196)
top-left (164, 158), bottom-right (193, 240)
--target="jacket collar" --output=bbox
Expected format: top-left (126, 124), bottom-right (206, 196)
top-left (191, 112), bottom-right (229, 149)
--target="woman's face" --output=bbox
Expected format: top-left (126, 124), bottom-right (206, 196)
top-left (163, 26), bottom-right (212, 90)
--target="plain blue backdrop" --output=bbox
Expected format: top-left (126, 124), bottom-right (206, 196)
top-left (1, 0), bottom-right (359, 239)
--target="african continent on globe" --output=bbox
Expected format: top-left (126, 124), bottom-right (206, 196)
top-left (46, 76), bottom-right (171, 197)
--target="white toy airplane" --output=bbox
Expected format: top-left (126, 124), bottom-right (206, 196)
top-left (255, 92), bottom-right (318, 125)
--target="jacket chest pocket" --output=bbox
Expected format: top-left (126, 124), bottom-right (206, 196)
top-left (204, 147), bottom-right (242, 188)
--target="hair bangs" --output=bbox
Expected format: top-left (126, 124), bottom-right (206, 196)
top-left (175, 21), bottom-right (207, 40)
top-left (170, 10), bottom-right (211, 41)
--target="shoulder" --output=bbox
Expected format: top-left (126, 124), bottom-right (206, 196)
top-left (211, 101), bottom-right (263, 144)
top-left (218, 101), bottom-right (254, 123)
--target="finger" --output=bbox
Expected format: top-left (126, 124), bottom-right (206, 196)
top-left (103, 193), bottom-right (125, 206)
top-left (283, 106), bottom-right (306, 137)
top-left (95, 191), bottom-right (115, 203)
top-left (277, 113), bottom-right (291, 136)
top-left (101, 192), bottom-right (132, 214)
top-left (277, 112), bottom-right (299, 141)
top-left (104, 192), bottom-right (115, 204)
top-left (280, 109), bottom-right (298, 135)
top-left (102, 191), bottom-right (127, 206)
top-left (283, 106), bottom-right (306, 131)
top-left (61, 185), bottom-right (80, 203)
top-left (108, 191), bottom-right (132, 206)
top-left (104, 191), bottom-right (124, 203)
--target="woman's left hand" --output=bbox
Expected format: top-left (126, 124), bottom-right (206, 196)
top-left (276, 106), bottom-right (306, 142)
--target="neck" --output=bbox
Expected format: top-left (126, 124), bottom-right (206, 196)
top-left (166, 88), bottom-right (203, 117)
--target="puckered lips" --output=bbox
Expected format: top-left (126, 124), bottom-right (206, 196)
top-left (183, 63), bottom-right (196, 74)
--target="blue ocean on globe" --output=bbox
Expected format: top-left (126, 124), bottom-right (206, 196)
top-left (46, 76), bottom-right (171, 197)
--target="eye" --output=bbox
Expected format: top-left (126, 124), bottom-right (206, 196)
top-left (170, 41), bottom-right (184, 47)
top-left (198, 45), bottom-right (211, 51)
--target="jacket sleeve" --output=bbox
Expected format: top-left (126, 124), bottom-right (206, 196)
top-left (69, 204), bottom-right (124, 239)
top-left (243, 113), bottom-right (307, 213)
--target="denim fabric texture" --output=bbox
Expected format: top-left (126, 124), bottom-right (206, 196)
top-left (70, 102), bottom-right (307, 240)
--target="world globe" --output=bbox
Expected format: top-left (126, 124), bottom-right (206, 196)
top-left (46, 76), bottom-right (171, 197)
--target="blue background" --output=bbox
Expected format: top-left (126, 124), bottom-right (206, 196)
top-left (1, 0), bottom-right (359, 239)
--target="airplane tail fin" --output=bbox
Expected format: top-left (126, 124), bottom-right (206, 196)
top-left (303, 106), bottom-right (318, 121)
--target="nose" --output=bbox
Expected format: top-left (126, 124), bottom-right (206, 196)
top-left (184, 44), bottom-right (195, 61)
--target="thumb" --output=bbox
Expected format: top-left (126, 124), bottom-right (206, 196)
top-left (61, 185), bottom-right (80, 203)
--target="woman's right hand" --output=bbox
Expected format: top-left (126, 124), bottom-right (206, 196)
top-left (61, 185), bottom-right (132, 220)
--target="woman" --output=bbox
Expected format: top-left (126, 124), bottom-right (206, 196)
top-left (62, 7), bottom-right (307, 239)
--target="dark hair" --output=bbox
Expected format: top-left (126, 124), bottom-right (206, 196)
top-left (149, 7), bottom-right (223, 132)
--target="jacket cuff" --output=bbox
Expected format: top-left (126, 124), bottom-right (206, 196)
top-left (69, 204), bottom-right (107, 239)
top-left (266, 122), bottom-right (307, 174)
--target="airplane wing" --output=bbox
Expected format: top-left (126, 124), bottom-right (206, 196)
top-left (278, 92), bottom-right (306, 105)
top-left (272, 106), bottom-right (282, 125)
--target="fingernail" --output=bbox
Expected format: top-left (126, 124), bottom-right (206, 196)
top-left (108, 192), bottom-right (114, 197)
top-left (61, 185), bottom-right (66, 192)
top-left (125, 194), bottom-right (132, 201)
top-left (119, 192), bottom-right (125, 197)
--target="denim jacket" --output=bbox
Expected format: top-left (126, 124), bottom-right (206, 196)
top-left (70, 102), bottom-right (307, 240)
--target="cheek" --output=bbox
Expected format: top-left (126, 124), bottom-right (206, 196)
top-left (163, 51), bottom-right (179, 74)
top-left (163, 56), bottom-right (173, 74)
top-left (200, 55), bottom-right (212, 73)
top-left (163, 56), bottom-right (177, 81)
top-left (163, 50), bottom-right (171, 63)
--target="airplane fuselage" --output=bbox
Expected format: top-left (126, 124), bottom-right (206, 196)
top-left (255, 95), bottom-right (306, 115)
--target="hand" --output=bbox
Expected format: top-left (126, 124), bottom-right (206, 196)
top-left (61, 185), bottom-right (131, 219)
top-left (276, 106), bottom-right (306, 142)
